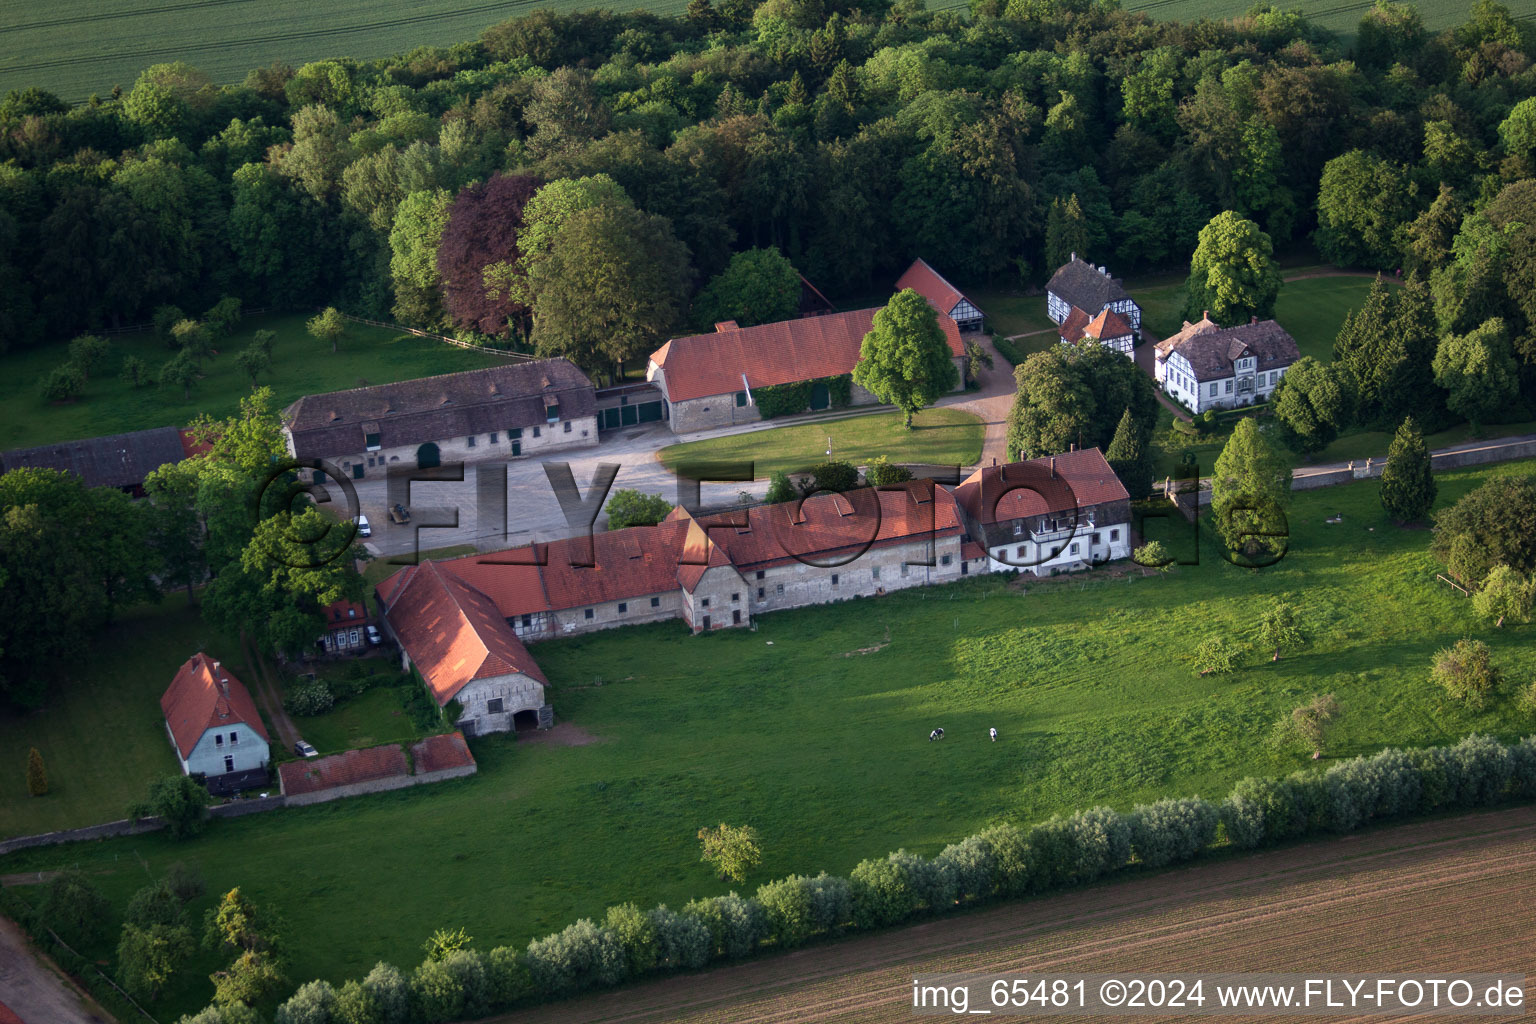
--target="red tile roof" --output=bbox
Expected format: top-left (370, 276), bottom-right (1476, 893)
top-left (954, 449), bottom-right (1129, 526)
top-left (411, 731), bottom-right (477, 773)
top-left (962, 540), bottom-right (986, 561)
top-left (323, 599), bottom-right (368, 626)
top-left (278, 743), bottom-right (409, 795)
top-left (1084, 308), bottom-right (1133, 340)
top-left (1058, 306), bottom-right (1092, 342)
top-left (160, 653), bottom-right (269, 760)
top-left (0, 1000), bottom-right (23, 1024)
top-left (650, 307), bottom-right (963, 403)
top-left (896, 258), bottom-right (965, 316)
top-left (382, 561), bottom-right (547, 705)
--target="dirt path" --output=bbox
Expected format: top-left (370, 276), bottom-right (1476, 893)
top-left (488, 806), bottom-right (1536, 1024)
top-left (0, 917), bottom-right (114, 1024)
top-left (241, 633), bottom-right (300, 750)
top-left (947, 332), bottom-right (1015, 468)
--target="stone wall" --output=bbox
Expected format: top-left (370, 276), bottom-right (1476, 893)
top-left (304, 414), bottom-right (599, 482)
top-left (1292, 438), bottom-right (1536, 491)
top-left (0, 796), bottom-right (286, 856)
top-left (282, 760), bottom-right (478, 808)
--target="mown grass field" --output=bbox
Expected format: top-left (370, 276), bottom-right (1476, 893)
top-left (0, 314), bottom-right (503, 451)
top-left (656, 406), bottom-right (986, 478)
top-left (0, 595), bottom-right (247, 838)
top-left (3, 461), bottom-right (1535, 1021)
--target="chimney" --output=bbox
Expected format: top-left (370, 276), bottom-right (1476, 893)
top-left (1100, 266), bottom-right (1108, 276)
top-left (212, 660), bottom-right (220, 670)
top-left (1202, 309), bottom-right (1211, 321)
top-left (714, 320), bottom-right (739, 333)
top-left (1050, 456), bottom-right (1056, 478)
top-left (992, 457), bottom-right (997, 467)
top-left (1069, 251), bottom-right (1076, 262)
top-left (1070, 443), bottom-right (1076, 452)
top-left (1251, 315), bottom-right (1258, 324)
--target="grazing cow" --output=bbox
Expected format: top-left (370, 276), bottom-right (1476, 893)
top-left (929, 728), bottom-right (944, 742)
top-left (989, 727), bottom-right (998, 742)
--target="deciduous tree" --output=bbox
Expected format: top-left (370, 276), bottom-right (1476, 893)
top-left (1184, 212), bottom-right (1282, 325)
top-left (604, 490), bottom-right (673, 529)
top-left (698, 823), bottom-right (763, 882)
top-left (307, 306), bottom-right (346, 354)
top-left (852, 289), bottom-right (957, 428)
top-left (1430, 638), bottom-right (1499, 708)
top-left (1272, 357), bottom-right (1355, 455)
top-left (1431, 474), bottom-right (1536, 584)
top-left (691, 247), bottom-right (801, 329)
top-left (1433, 318), bottom-right (1519, 432)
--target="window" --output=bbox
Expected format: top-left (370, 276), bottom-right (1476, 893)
top-left (871, 566), bottom-right (881, 580)
top-left (701, 597), bottom-right (710, 607)
top-left (758, 587), bottom-right (765, 599)
top-left (350, 629), bottom-right (360, 646)
top-left (224, 756), bottom-right (234, 773)
top-left (490, 432), bottom-right (498, 443)
top-left (487, 698), bottom-right (504, 715)
top-left (564, 421), bottom-right (572, 433)
top-left (466, 434), bottom-right (476, 448)
top-left (1110, 529), bottom-right (1119, 541)
top-left (618, 602), bottom-right (627, 613)
top-left (650, 596), bottom-right (660, 608)
top-left (755, 570), bottom-right (765, 580)
top-left (215, 734), bottom-right (224, 747)
top-left (1069, 543), bottom-right (1079, 555)
top-left (365, 432), bottom-right (381, 451)
top-left (831, 573), bottom-right (839, 585)
top-left (1209, 382), bottom-right (1219, 397)
top-left (584, 608), bottom-right (594, 620)
top-left (229, 732), bottom-right (238, 745)
top-left (1012, 522), bottom-right (1023, 536)
top-left (1016, 545), bottom-right (1027, 558)
top-left (521, 614), bottom-right (532, 627)
top-left (735, 391), bottom-right (747, 407)
top-left (533, 426), bottom-right (541, 438)
top-left (776, 583), bottom-right (784, 594)
top-left (731, 593), bottom-right (740, 603)
top-left (1092, 532), bottom-right (1101, 545)
top-left (1224, 380), bottom-right (1233, 394)
top-left (900, 563), bottom-right (910, 577)
top-left (510, 427), bottom-right (522, 440)
top-left (940, 554), bottom-right (952, 566)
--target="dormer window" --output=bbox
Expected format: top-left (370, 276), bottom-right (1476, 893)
top-left (545, 401), bottom-right (559, 424)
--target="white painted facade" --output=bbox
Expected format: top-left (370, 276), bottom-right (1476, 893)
top-left (1157, 351), bottom-right (1287, 414)
top-left (983, 515), bottom-right (1131, 576)
top-left (171, 720), bottom-right (270, 779)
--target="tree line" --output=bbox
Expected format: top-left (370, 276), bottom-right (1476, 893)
top-left (3, 0), bottom-right (1535, 379)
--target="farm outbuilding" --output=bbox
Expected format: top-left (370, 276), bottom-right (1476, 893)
top-left (896, 258), bottom-right (985, 331)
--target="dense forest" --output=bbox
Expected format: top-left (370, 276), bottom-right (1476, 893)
top-left (2, 0), bottom-right (1536, 380)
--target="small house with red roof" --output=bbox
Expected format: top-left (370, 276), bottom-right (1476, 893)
top-left (317, 598), bottom-right (372, 655)
top-left (953, 449), bottom-right (1131, 576)
top-left (1058, 306), bottom-right (1135, 357)
top-left (646, 305), bottom-right (966, 434)
top-left (896, 258), bottom-right (984, 332)
top-left (160, 653), bottom-right (271, 794)
top-left (378, 560), bottom-right (550, 736)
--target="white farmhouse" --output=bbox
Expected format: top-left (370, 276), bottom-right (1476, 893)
top-left (160, 653), bottom-right (271, 794)
top-left (1153, 313), bottom-right (1301, 414)
top-left (952, 448), bottom-right (1132, 576)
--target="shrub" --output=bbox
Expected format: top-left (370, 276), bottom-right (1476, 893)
top-left (1517, 680), bottom-right (1536, 717)
top-left (1022, 818), bottom-right (1074, 889)
top-left (806, 460), bottom-right (859, 494)
top-left (977, 823), bottom-right (1032, 896)
top-left (756, 875), bottom-right (815, 948)
top-left (865, 455), bottom-right (912, 486)
top-left (165, 861), bottom-right (205, 905)
top-left (752, 380), bottom-right (812, 419)
top-left (484, 946), bottom-right (534, 1008)
top-left (1430, 638), bottom-right (1500, 707)
top-left (25, 746), bottom-right (46, 796)
top-left (128, 775), bottom-right (209, 839)
top-left (1193, 635), bottom-right (1240, 675)
top-left (153, 304), bottom-right (185, 341)
top-left (1132, 540), bottom-right (1173, 570)
top-left (765, 471), bottom-right (796, 504)
top-left (1509, 736), bottom-right (1536, 799)
top-left (934, 833), bottom-right (995, 903)
top-left (411, 949), bottom-right (489, 1023)
top-left (803, 872), bottom-right (852, 932)
top-left (275, 979), bottom-right (338, 1024)
top-left (524, 919), bottom-right (626, 995)
top-left (362, 962), bottom-right (411, 1024)
top-left (1128, 797), bottom-right (1218, 868)
top-left (284, 679), bottom-right (336, 716)
top-left (1445, 732), bottom-right (1515, 807)
top-left (120, 354), bottom-right (149, 388)
top-left (422, 926), bottom-right (471, 962)
top-left (127, 877), bottom-right (184, 929)
top-left (67, 334), bottom-right (110, 379)
top-left (178, 1007), bottom-right (265, 1024)
top-left (850, 850), bottom-right (933, 928)
top-left (1062, 806), bottom-right (1133, 882)
top-left (647, 905), bottom-right (711, 970)
top-left (205, 297), bottom-right (243, 339)
top-left (604, 489), bottom-right (674, 529)
top-left (1270, 694), bottom-right (1342, 755)
top-left (680, 892), bottom-right (764, 959)
top-left (603, 902), bottom-right (658, 974)
top-left (334, 978), bottom-right (381, 1024)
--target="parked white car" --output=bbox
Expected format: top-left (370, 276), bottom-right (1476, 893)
top-left (366, 625), bottom-right (382, 645)
top-left (294, 740), bottom-right (319, 758)
top-left (355, 514), bottom-right (371, 537)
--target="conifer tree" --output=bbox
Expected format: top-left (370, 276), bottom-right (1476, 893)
top-left (1105, 409), bottom-right (1153, 499)
top-left (1379, 416), bottom-right (1436, 522)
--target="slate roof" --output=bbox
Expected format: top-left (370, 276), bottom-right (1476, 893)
top-left (649, 307), bottom-right (963, 404)
top-left (278, 743), bottom-right (409, 795)
top-left (1153, 315), bottom-right (1300, 382)
top-left (382, 561), bottom-right (548, 705)
top-left (411, 731), bottom-right (478, 773)
top-left (1061, 307), bottom-right (1133, 343)
top-left (161, 653), bottom-right (269, 760)
top-left (282, 360), bottom-right (595, 458)
top-left (1046, 255), bottom-right (1132, 313)
top-left (954, 449), bottom-right (1129, 526)
top-left (896, 258), bottom-right (971, 318)
top-left (1, 426), bottom-right (188, 490)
